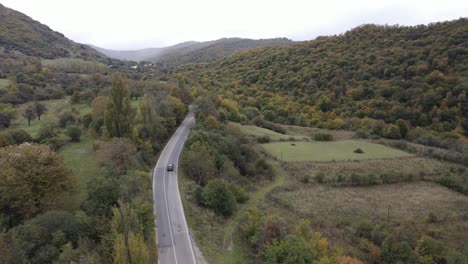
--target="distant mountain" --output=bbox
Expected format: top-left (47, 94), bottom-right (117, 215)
top-left (153, 38), bottom-right (295, 67)
top-left (91, 38), bottom-right (294, 66)
top-left (89, 41), bottom-right (199, 62)
top-left (0, 4), bottom-right (106, 60)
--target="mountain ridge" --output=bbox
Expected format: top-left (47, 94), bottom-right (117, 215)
top-left (91, 37), bottom-right (295, 66)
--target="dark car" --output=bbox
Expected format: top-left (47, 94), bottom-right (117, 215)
top-left (167, 163), bottom-right (174, 171)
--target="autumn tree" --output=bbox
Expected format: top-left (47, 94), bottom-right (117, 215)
top-left (33, 101), bottom-right (47, 120)
top-left (97, 138), bottom-right (139, 177)
top-left (181, 141), bottom-right (216, 186)
top-left (105, 74), bottom-right (133, 138)
top-left (0, 143), bottom-right (77, 221)
top-left (112, 200), bottom-right (151, 264)
top-left (22, 105), bottom-right (36, 126)
top-left (91, 96), bottom-right (107, 121)
top-left (395, 119), bottom-right (409, 138)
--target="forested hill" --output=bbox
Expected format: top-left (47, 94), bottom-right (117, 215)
top-left (186, 18), bottom-right (468, 137)
top-left (0, 4), bottom-right (106, 60)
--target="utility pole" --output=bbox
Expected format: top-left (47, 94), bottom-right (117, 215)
top-left (387, 204), bottom-right (390, 223)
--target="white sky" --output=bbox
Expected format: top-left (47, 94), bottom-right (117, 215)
top-left (2, 0), bottom-right (467, 50)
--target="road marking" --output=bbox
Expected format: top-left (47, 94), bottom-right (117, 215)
top-left (154, 113), bottom-right (197, 264)
top-left (173, 115), bottom-right (198, 263)
top-left (163, 136), bottom-right (178, 264)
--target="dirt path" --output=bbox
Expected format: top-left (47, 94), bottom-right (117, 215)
top-left (217, 160), bottom-right (287, 261)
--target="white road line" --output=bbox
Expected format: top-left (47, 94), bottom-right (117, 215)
top-left (154, 113), bottom-right (197, 264)
top-left (163, 137), bottom-right (178, 264)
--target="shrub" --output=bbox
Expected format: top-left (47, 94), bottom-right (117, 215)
top-left (37, 123), bottom-right (57, 142)
top-left (7, 129), bottom-right (32, 144)
top-left (0, 111), bottom-right (11, 128)
top-left (81, 113), bottom-right (93, 128)
top-left (59, 112), bottom-right (76, 128)
top-left (192, 186), bottom-right (204, 206)
top-left (66, 125), bottom-right (82, 142)
top-left (354, 148), bottom-right (364, 154)
top-left (230, 185), bottom-right (249, 203)
top-left (0, 132), bottom-right (15, 147)
top-left (257, 135), bottom-right (271, 143)
top-left (383, 124), bottom-right (401, 139)
top-left (314, 172), bottom-right (325, 183)
top-left (354, 130), bottom-right (369, 139)
top-left (301, 174), bottom-right (311, 183)
top-left (201, 180), bottom-right (236, 216)
top-left (313, 132), bottom-right (333, 141)
top-left (41, 137), bottom-right (65, 151)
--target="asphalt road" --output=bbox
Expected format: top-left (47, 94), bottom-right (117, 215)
top-left (153, 112), bottom-right (197, 264)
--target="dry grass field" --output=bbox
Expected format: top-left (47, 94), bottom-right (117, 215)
top-left (266, 181), bottom-right (468, 258)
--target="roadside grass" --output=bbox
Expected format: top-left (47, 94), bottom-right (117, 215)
top-left (268, 181), bottom-right (468, 255)
top-left (179, 157), bottom-right (288, 264)
top-left (0, 78), bottom-right (10, 89)
top-left (230, 122), bottom-right (306, 141)
top-left (262, 140), bottom-right (412, 162)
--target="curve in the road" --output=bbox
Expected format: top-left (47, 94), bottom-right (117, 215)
top-left (152, 112), bottom-right (198, 264)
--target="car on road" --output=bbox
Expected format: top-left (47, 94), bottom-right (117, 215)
top-left (167, 163), bottom-right (174, 171)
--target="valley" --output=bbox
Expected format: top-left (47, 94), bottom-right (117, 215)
top-left (0, 2), bottom-right (467, 264)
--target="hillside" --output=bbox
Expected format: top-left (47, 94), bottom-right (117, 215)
top-left (0, 4), bottom-right (106, 60)
top-left (185, 19), bottom-right (468, 138)
top-left (92, 37), bottom-right (294, 66)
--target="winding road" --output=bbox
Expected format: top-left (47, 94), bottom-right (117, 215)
top-left (152, 112), bottom-right (198, 264)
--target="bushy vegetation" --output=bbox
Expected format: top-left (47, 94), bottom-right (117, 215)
top-left (313, 132), bottom-right (333, 141)
top-left (239, 211), bottom-right (360, 263)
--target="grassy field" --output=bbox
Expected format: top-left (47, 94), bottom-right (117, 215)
top-left (268, 182), bottom-right (468, 256)
top-left (0, 78), bottom-right (10, 89)
top-left (230, 122), bottom-right (306, 141)
top-left (12, 98), bottom-right (90, 136)
top-left (284, 156), bottom-right (465, 184)
top-left (60, 135), bottom-right (99, 207)
top-left (12, 97), bottom-right (141, 137)
top-left (262, 140), bottom-right (412, 162)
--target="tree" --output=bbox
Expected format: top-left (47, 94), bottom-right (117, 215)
top-left (383, 124), bottom-right (401, 139)
top-left (91, 96), bottom-right (107, 121)
top-left (66, 125), bottom-right (82, 142)
top-left (264, 235), bottom-right (313, 264)
top-left (111, 200), bottom-right (151, 264)
top-left (201, 180), bottom-right (237, 216)
top-left (8, 211), bottom-right (85, 264)
top-left (0, 111), bottom-right (11, 128)
top-left (105, 74), bottom-right (134, 138)
top-left (96, 138), bottom-right (139, 177)
top-left (395, 119), bottom-right (409, 138)
top-left (317, 95), bottom-right (332, 112)
top-left (22, 105), bottom-right (36, 126)
top-left (181, 142), bottom-right (216, 186)
top-left (33, 101), bottom-right (47, 120)
top-left (0, 144), bottom-right (76, 221)
top-left (7, 83), bottom-right (17, 94)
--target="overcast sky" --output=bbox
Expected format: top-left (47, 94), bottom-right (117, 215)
top-left (2, 0), bottom-right (467, 50)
